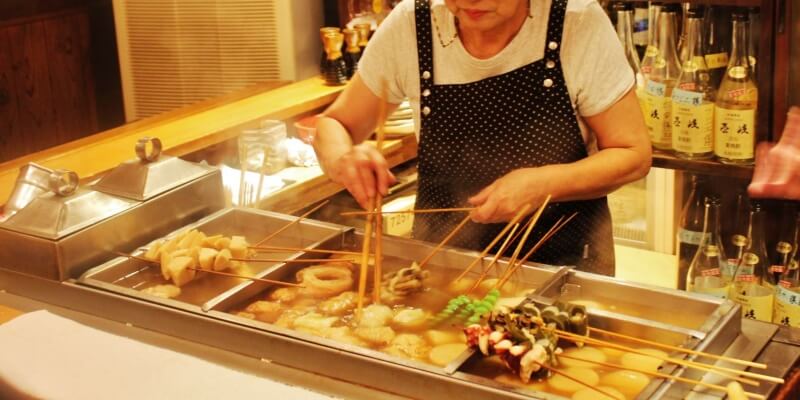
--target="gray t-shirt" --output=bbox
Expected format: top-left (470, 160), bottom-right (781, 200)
top-left (359, 0), bottom-right (635, 150)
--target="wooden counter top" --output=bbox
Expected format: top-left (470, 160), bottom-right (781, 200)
top-left (0, 78), bottom-right (344, 206)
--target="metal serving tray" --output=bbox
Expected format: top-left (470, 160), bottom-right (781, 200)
top-left (79, 208), bottom-right (347, 310)
top-left (0, 170), bottom-right (225, 281)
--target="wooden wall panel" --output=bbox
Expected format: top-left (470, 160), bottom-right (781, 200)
top-left (0, 28), bottom-right (21, 161)
top-left (6, 20), bottom-right (58, 159)
top-left (43, 11), bottom-right (97, 143)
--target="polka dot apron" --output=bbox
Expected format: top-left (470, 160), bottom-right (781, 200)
top-left (411, 0), bottom-right (615, 275)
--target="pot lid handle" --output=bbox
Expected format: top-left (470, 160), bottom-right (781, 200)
top-left (135, 136), bottom-right (162, 163)
top-left (49, 169), bottom-right (79, 197)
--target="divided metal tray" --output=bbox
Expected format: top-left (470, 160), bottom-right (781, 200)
top-left (76, 212), bottom-right (746, 400)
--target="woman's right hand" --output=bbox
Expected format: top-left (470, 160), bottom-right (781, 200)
top-left (327, 143), bottom-right (396, 209)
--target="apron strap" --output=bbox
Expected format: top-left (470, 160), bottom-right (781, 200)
top-left (414, 0), bottom-right (435, 131)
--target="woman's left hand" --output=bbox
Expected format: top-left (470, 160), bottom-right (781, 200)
top-left (467, 168), bottom-right (551, 223)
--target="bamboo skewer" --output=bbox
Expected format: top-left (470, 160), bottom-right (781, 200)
top-left (496, 212), bottom-right (577, 289)
top-left (454, 203), bottom-right (533, 283)
top-left (557, 354), bottom-right (767, 400)
top-left (231, 258), bottom-right (349, 264)
top-left (254, 200), bottom-right (330, 247)
top-left (340, 207), bottom-right (476, 216)
top-left (112, 252), bottom-right (304, 288)
top-left (498, 195), bottom-right (551, 282)
top-left (356, 197), bottom-right (377, 319)
top-left (531, 360), bottom-right (621, 399)
top-left (468, 223), bottom-right (520, 293)
top-left (372, 79), bottom-right (389, 305)
top-left (588, 326), bottom-right (768, 369)
top-left (186, 268), bottom-right (306, 288)
top-left (249, 245), bottom-right (364, 256)
top-left (416, 214), bottom-right (472, 270)
top-left (553, 328), bottom-right (778, 386)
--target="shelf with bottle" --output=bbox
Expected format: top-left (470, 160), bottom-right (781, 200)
top-left (612, 1), bottom-right (773, 178)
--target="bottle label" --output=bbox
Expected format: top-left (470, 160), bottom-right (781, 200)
top-left (769, 265), bottom-right (786, 274)
top-left (695, 283), bottom-right (730, 299)
top-left (722, 259), bottom-right (739, 280)
top-left (780, 280), bottom-right (794, 288)
top-left (672, 89), bottom-right (713, 154)
top-left (735, 274), bottom-right (756, 282)
top-left (705, 52), bottom-right (729, 69)
top-left (701, 268), bottom-right (721, 277)
top-left (733, 288), bottom-right (774, 322)
top-left (645, 81), bottom-right (671, 146)
top-left (677, 229), bottom-right (703, 246)
top-left (774, 286), bottom-right (800, 327)
top-left (714, 107), bottom-right (755, 160)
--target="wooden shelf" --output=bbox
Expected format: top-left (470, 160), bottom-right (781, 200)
top-left (616, 0), bottom-right (762, 6)
top-left (652, 152), bottom-right (753, 179)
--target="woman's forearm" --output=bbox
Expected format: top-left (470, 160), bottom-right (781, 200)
top-left (313, 116), bottom-right (355, 175)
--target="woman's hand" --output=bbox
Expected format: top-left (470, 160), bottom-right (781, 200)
top-left (748, 107), bottom-right (800, 200)
top-left (327, 143), bottom-right (396, 209)
top-left (468, 168), bottom-right (549, 223)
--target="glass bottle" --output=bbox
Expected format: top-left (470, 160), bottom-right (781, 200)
top-left (671, 5), bottom-right (714, 160)
top-left (644, 3), bottom-right (681, 151)
top-left (748, 7), bottom-right (760, 77)
top-left (704, 6), bottom-right (731, 89)
top-left (677, 3), bottom-right (690, 65)
top-left (342, 28), bottom-right (362, 79)
top-left (770, 203), bottom-right (797, 285)
top-left (774, 211), bottom-right (800, 327)
top-left (715, 9), bottom-right (758, 165)
top-left (730, 200), bottom-right (774, 322)
top-left (321, 31), bottom-right (348, 86)
top-left (640, 1), bottom-right (662, 81)
top-left (615, 2), bottom-right (645, 92)
top-left (633, 2), bottom-right (649, 60)
top-left (687, 195), bottom-right (730, 298)
top-left (677, 174), bottom-right (706, 290)
top-left (319, 27), bottom-right (342, 75)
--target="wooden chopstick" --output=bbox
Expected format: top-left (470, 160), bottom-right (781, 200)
top-left (249, 245), bottom-right (364, 256)
top-left (454, 204), bottom-right (533, 283)
top-left (417, 214), bottom-right (472, 270)
top-left (112, 252), bottom-right (304, 288)
top-left (531, 360), bottom-right (621, 399)
top-left (588, 326), bottom-right (768, 370)
top-left (254, 199), bottom-right (330, 247)
top-left (557, 354), bottom-right (766, 400)
top-left (503, 195), bottom-right (551, 276)
top-left (356, 197), bottom-right (377, 319)
top-left (340, 207), bottom-right (476, 216)
top-left (553, 328), bottom-right (774, 386)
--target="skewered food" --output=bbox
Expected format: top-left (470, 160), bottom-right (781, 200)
top-left (296, 265), bottom-right (353, 298)
top-left (141, 229), bottom-right (253, 287)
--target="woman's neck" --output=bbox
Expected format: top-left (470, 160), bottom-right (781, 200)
top-left (458, 3), bottom-right (529, 59)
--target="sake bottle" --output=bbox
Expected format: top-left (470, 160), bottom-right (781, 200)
top-left (633, 2), bottom-right (649, 59)
top-left (640, 1), bottom-right (662, 82)
top-left (645, 2), bottom-right (681, 151)
top-left (769, 203), bottom-right (797, 286)
top-left (704, 6), bottom-right (731, 89)
top-left (687, 195), bottom-right (730, 298)
top-left (677, 174), bottom-right (706, 290)
top-left (774, 210), bottom-right (800, 327)
top-left (615, 2), bottom-right (645, 91)
top-left (730, 200), bottom-right (774, 322)
top-left (715, 9), bottom-right (758, 165)
top-left (671, 5), bottom-right (715, 159)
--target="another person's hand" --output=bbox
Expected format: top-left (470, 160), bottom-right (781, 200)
top-left (748, 107), bottom-right (800, 200)
top-left (467, 168), bottom-right (549, 223)
top-left (326, 143), bottom-right (396, 209)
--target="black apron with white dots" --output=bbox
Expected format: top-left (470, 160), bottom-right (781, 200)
top-left (411, 0), bottom-right (615, 275)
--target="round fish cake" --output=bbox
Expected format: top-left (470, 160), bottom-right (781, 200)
top-left (548, 367), bottom-right (600, 394)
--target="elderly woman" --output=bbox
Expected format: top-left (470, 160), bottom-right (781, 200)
top-left (314, 0), bottom-right (651, 275)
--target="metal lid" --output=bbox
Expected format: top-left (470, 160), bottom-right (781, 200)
top-left (0, 169), bottom-right (136, 240)
top-left (92, 137), bottom-right (214, 201)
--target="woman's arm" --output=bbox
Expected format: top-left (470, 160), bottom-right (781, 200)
top-left (748, 106), bottom-right (800, 200)
top-left (314, 73), bottom-right (399, 209)
top-left (469, 89), bottom-right (651, 223)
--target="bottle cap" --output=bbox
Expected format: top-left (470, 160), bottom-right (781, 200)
top-left (613, 2), bottom-right (633, 12)
top-left (687, 5), bottom-right (705, 17)
top-left (319, 27), bottom-right (341, 42)
top-left (343, 28), bottom-right (360, 53)
top-left (322, 32), bottom-right (344, 60)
